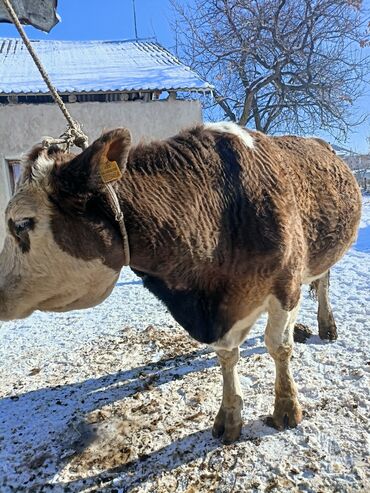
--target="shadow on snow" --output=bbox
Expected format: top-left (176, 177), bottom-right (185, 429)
top-left (0, 337), bottom-right (274, 490)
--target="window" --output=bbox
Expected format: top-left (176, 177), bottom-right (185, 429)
top-left (7, 160), bottom-right (22, 194)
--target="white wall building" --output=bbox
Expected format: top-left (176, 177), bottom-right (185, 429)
top-left (0, 38), bottom-right (212, 247)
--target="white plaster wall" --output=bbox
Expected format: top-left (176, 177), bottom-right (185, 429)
top-left (0, 157), bottom-right (11, 245)
top-left (0, 99), bottom-right (202, 248)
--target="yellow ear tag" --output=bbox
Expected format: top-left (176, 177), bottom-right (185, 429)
top-left (100, 157), bottom-right (122, 184)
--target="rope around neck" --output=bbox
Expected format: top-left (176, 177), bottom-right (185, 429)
top-left (105, 183), bottom-right (131, 265)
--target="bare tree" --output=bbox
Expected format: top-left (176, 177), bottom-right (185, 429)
top-left (172, 0), bottom-right (370, 137)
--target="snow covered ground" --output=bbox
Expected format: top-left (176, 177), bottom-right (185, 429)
top-left (0, 197), bottom-right (369, 493)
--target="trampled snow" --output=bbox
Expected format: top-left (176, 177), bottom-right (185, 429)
top-left (0, 196), bottom-right (369, 492)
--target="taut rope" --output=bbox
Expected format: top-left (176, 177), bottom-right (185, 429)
top-left (2, 0), bottom-right (130, 265)
top-left (2, 0), bottom-right (89, 150)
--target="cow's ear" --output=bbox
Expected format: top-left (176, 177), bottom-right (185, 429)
top-left (51, 128), bottom-right (132, 197)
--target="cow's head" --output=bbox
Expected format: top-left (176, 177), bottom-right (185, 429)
top-left (0, 128), bottom-right (131, 321)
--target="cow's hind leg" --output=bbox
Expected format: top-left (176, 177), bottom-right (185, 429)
top-left (265, 297), bottom-right (302, 430)
top-left (311, 271), bottom-right (337, 341)
top-left (212, 347), bottom-right (243, 444)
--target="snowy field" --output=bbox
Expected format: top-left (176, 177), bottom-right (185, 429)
top-left (0, 197), bottom-right (369, 493)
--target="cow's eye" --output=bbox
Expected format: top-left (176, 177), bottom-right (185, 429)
top-left (14, 218), bottom-right (33, 235)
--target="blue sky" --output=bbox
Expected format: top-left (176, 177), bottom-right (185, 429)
top-left (0, 1), bottom-right (175, 48)
top-left (1, 0), bottom-right (369, 153)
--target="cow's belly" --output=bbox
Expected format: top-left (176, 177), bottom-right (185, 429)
top-left (302, 270), bottom-right (327, 284)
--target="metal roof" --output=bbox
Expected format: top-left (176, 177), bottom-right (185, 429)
top-left (0, 38), bottom-right (212, 94)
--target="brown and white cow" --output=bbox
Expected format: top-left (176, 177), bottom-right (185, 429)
top-left (0, 122), bottom-right (361, 443)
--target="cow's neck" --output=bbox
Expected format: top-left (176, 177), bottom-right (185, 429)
top-left (115, 141), bottom-right (185, 279)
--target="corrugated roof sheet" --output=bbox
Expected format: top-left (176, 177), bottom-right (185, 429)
top-left (0, 38), bottom-right (212, 94)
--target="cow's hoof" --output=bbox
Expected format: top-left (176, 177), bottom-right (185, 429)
top-left (293, 323), bottom-right (312, 343)
top-left (267, 398), bottom-right (302, 430)
top-left (319, 322), bottom-right (338, 341)
top-left (212, 407), bottom-right (242, 444)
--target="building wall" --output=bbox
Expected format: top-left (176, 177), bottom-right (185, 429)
top-left (0, 98), bottom-right (202, 248)
top-left (0, 157), bottom-right (11, 247)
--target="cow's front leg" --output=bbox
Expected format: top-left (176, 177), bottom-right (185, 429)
top-left (212, 347), bottom-right (243, 444)
top-left (265, 297), bottom-right (302, 430)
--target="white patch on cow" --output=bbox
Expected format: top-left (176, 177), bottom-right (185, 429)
top-left (0, 185), bottom-right (120, 320)
top-left (264, 295), bottom-right (300, 351)
top-left (211, 297), bottom-right (270, 351)
top-left (205, 122), bottom-right (254, 150)
top-left (30, 153), bottom-right (54, 182)
top-left (302, 270), bottom-right (327, 284)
